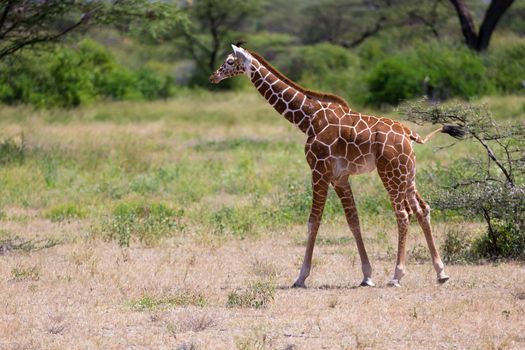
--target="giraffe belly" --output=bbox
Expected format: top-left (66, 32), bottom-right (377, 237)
top-left (333, 154), bottom-right (376, 178)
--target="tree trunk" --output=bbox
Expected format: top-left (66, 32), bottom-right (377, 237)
top-left (449, 0), bottom-right (478, 50)
top-left (449, 0), bottom-right (515, 52)
top-left (477, 0), bottom-right (515, 51)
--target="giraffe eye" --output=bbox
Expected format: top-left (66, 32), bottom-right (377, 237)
top-left (226, 59), bottom-right (234, 65)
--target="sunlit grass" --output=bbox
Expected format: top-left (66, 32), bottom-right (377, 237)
top-left (0, 92), bottom-right (522, 244)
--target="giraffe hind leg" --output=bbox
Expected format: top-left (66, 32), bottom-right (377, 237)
top-left (411, 190), bottom-right (449, 283)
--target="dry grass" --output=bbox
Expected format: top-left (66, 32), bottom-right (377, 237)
top-left (1, 224), bottom-right (524, 349)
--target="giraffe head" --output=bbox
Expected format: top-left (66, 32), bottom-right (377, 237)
top-left (209, 44), bottom-right (252, 84)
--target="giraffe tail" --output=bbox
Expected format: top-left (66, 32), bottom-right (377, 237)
top-left (411, 124), bottom-right (466, 144)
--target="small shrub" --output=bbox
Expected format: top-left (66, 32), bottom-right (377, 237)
top-left (11, 264), bottom-right (41, 281)
top-left (46, 203), bottom-right (86, 222)
top-left (441, 223), bottom-right (525, 263)
top-left (227, 280), bottom-right (275, 309)
top-left (0, 136), bottom-right (25, 165)
top-left (169, 313), bottom-right (215, 334)
top-left (441, 229), bottom-right (474, 264)
top-left (95, 65), bottom-right (141, 100)
top-left (408, 244), bottom-right (429, 264)
top-left (129, 291), bottom-right (207, 311)
top-left (472, 221), bottom-right (525, 260)
top-left (97, 201), bottom-right (184, 246)
top-left (251, 259), bottom-right (279, 280)
top-left (235, 331), bottom-right (273, 350)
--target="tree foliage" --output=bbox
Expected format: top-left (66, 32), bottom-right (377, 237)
top-left (299, 0), bottom-right (453, 48)
top-left (0, 0), bottom-right (183, 61)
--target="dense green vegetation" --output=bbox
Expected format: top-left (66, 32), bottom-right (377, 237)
top-left (0, 40), bottom-right (174, 107)
top-left (0, 94), bottom-right (523, 257)
top-left (0, 0), bottom-right (523, 107)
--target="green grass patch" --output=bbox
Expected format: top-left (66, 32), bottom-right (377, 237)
top-left (95, 201), bottom-right (184, 246)
top-left (227, 280), bottom-right (276, 309)
top-left (129, 291), bottom-right (207, 311)
top-left (11, 264), bottom-right (41, 282)
top-left (210, 205), bottom-right (260, 237)
top-left (46, 203), bottom-right (86, 222)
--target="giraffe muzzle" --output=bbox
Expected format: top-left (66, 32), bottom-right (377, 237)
top-left (209, 72), bottom-right (221, 84)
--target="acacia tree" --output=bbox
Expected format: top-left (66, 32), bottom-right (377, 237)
top-left (449, 0), bottom-right (515, 51)
top-left (403, 100), bottom-right (525, 259)
top-left (0, 0), bottom-right (182, 61)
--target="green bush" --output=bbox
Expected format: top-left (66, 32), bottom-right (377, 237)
top-left (441, 229), bottom-right (474, 264)
top-left (366, 43), bottom-right (493, 105)
top-left (473, 221), bottom-right (525, 260)
top-left (95, 65), bottom-right (141, 100)
top-left (135, 68), bottom-right (174, 99)
top-left (486, 42), bottom-right (525, 93)
top-left (0, 39), bottom-right (176, 107)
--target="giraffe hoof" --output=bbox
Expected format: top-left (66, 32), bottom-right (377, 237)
top-left (292, 281), bottom-right (307, 289)
top-left (387, 280), bottom-right (402, 288)
top-left (360, 278), bottom-right (375, 287)
top-left (437, 275), bottom-right (450, 284)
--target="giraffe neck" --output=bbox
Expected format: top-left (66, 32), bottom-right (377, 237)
top-left (249, 59), bottom-right (319, 133)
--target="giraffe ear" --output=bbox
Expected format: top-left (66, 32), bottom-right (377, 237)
top-left (232, 44), bottom-right (249, 62)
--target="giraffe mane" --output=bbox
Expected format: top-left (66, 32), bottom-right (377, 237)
top-left (248, 50), bottom-right (350, 109)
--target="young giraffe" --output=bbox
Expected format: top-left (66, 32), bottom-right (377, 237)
top-left (210, 45), bottom-right (461, 287)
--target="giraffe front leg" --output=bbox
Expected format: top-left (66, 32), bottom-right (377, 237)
top-left (292, 173), bottom-right (329, 288)
top-left (332, 178), bottom-right (374, 287)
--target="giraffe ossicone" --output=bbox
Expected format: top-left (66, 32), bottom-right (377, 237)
top-left (210, 45), bottom-right (461, 288)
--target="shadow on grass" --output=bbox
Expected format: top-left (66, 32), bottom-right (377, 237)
top-left (277, 283), bottom-right (361, 290)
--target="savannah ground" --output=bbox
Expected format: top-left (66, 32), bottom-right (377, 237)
top-left (1, 92), bottom-right (524, 349)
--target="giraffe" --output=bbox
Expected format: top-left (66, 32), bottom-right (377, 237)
top-left (209, 44), bottom-right (463, 287)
